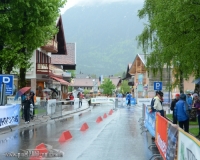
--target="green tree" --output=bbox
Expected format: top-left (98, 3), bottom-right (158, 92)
top-left (84, 89), bottom-right (90, 94)
top-left (0, 0), bottom-right (66, 88)
top-left (120, 80), bottom-right (130, 94)
top-left (137, 0), bottom-right (200, 93)
top-left (100, 78), bottom-right (115, 96)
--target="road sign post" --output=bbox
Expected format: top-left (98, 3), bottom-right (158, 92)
top-left (154, 82), bottom-right (162, 91)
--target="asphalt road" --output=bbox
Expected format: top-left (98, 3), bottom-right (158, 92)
top-left (0, 104), bottom-right (161, 160)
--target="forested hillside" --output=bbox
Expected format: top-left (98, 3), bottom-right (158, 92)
top-left (62, 1), bottom-right (144, 76)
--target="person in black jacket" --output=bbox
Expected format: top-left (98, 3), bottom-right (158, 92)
top-left (23, 95), bottom-right (32, 124)
top-left (29, 91), bottom-right (35, 119)
top-left (170, 93), bottom-right (180, 124)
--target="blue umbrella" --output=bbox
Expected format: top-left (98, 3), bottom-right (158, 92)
top-left (193, 78), bottom-right (200, 84)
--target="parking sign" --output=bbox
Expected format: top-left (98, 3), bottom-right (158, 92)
top-left (154, 82), bottom-right (162, 90)
top-left (0, 75), bottom-right (14, 95)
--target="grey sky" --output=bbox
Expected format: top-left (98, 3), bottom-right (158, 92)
top-left (61, 0), bottom-right (144, 14)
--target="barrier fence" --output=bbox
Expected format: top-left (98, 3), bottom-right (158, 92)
top-left (34, 99), bottom-right (89, 119)
top-left (140, 104), bottom-right (200, 160)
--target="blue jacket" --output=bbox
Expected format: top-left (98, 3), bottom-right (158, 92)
top-left (126, 94), bottom-right (131, 100)
top-left (186, 96), bottom-right (193, 109)
top-left (174, 100), bottom-right (189, 122)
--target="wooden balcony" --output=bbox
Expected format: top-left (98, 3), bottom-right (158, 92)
top-left (36, 63), bottom-right (51, 74)
top-left (41, 40), bottom-right (58, 53)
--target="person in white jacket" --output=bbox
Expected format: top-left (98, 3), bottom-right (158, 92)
top-left (153, 91), bottom-right (164, 117)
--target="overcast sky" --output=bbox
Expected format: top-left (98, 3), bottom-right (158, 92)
top-left (60, 0), bottom-right (144, 14)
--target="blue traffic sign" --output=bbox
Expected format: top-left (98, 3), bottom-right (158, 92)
top-left (0, 75), bottom-right (14, 95)
top-left (154, 82), bottom-right (162, 90)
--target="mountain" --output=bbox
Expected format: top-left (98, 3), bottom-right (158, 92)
top-left (62, 1), bottom-right (145, 76)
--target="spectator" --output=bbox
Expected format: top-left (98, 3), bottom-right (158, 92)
top-left (174, 93), bottom-right (190, 133)
top-left (23, 95), bottom-right (32, 124)
top-left (170, 93), bottom-right (180, 124)
top-left (126, 92), bottom-right (131, 108)
top-left (152, 91), bottom-right (164, 117)
top-left (77, 92), bottom-right (83, 108)
top-left (151, 91), bottom-right (159, 112)
top-left (29, 91), bottom-right (36, 120)
top-left (186, 91), bottom-right (193, 110)
top-left (21, 93), bottom-right (26, 119)
top-left (69, 93), bottom-right (74, 106)
top-left (193, 93), bottom-right (200, 137)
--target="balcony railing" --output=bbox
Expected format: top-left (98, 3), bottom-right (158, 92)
top-left (41, 39), bottom-right (58, 53)
top-left (63, 72), bottom-right (71, 77)
top-left (36, 63), bottom-right (51, 74)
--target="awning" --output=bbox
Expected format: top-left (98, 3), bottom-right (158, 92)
top-left (50, 76), bottom-right (70, 86)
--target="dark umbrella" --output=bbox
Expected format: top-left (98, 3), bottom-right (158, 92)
top-left (49, 88), bottom-right (58, 95)
top-left (193, 78), bottom-right (200, 84)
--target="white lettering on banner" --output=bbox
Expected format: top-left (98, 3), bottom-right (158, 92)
top-left (157, 134), bottom-right (167, 157)
top-left (186, 148), bottom-right (197, 160)
top-left (3, 77), bottom-right (10, 83)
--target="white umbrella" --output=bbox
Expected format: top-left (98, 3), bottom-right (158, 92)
top-left (42, 88), bottom-right (51, 92)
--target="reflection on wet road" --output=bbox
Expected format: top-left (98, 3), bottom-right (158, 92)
top-left (0, 104), bottom-right (162, 160)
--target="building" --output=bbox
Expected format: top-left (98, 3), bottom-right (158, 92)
top-left (15, 16), bottom-right (75, 100)
top-left (128, 54), bottom-right (195, 99)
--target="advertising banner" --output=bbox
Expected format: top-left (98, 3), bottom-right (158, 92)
top-left (0, 104), bottom-right (20, 128)
top-left (166, 122), bottom-right (178, 160)
top-left (137, 98), bottom-right (152, 106)
top-left (91, 97), bottom-right (115, 104)
top-left (155, 113), bottom-right (168, 160)
top-left (144, 106), bottom-right (156, 137)
top-left (177, 129), bottom-right (200, 160)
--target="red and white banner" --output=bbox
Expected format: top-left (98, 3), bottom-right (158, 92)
top-left (155, 113), bottom-right (168, 160)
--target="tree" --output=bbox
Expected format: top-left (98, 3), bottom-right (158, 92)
top-left (120, 80), bottom-right (130, 94)
top-left (0, 0), bottom-right (66, 88)
top-left (137, 0), bottom-right (200, 93)
top-left (84, 89), bottom-right (90, 95)
top-left (99, 78), bottom-right (115, 96)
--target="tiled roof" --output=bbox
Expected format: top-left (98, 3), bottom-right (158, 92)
top-left (51, 43), bottom-right (76, 65)
top-left (109, 77), bottom-right (121, 86)
top-left (71, 77), bottom-right (121, 87)
top-left (70, 78), bottom-right (99, 87)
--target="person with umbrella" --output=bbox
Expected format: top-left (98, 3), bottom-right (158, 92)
top-left (29, 91), bottom-right (36, 119)
top-left (23, 94), bottom-right (32, 124)
top-left (14, 87), bottom-right (31, 119)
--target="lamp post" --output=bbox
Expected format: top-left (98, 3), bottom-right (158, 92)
top-left (93, 79), bottom-right (95, 97)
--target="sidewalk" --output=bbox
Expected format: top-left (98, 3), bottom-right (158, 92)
top-left (0, 100), bottom-right (91, 135)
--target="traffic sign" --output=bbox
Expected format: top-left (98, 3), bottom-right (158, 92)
top-left (154, 82), bottom-right (162, 90)
top-left (0, 75), bottom-right (14, 95)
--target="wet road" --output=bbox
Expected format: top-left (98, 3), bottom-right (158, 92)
top-left (0, 104), bottom-right (161, 160)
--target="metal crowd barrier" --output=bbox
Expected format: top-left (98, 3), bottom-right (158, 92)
top-left (34, 100), bottom-right (47, 119)
top-left (50, 101), bottom-right (62, 119)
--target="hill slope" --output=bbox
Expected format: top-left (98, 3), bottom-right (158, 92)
top-left (62, 2), bottom-right (144, 76)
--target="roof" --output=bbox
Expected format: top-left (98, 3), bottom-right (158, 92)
top-left (137, 54), bottom-right (147, 66)
top-left (128, 53), bottom-right (147, 75)
top-left (50, 76), bottom-right (70, 86)
top-left (128, 63), bottom-right (132, 69)
top-left (109, 77), bottom-right (121, 86)
top-left (51, 43), bottom-right (76, 65)
top-left (71, 78), bottom-right (100, 87)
